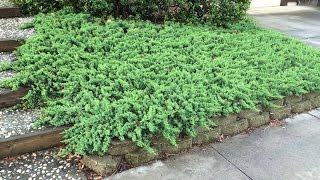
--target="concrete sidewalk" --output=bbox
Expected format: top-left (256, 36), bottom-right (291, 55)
top-left (248, 6), bottom-right (320, 48)
top-left (107, 7), bottom-right (320, 180)
top-left (108, 110), bottom-right (320, 180)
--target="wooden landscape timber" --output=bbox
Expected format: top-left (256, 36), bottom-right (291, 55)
top-left (0, 127), bottom-right (67, 159)
top-left (0, 7), bottom-right (21, 18)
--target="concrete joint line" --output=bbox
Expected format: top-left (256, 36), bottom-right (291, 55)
top-left (210, 146), bottom-right (254, 180)
top-left (307, 112), bottom-right (320, 120)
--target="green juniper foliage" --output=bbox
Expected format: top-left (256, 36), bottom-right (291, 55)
top-left (1, 11), bottom-right (320, 155)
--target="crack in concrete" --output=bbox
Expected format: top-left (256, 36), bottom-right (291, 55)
top-left (210, 145), bottom-right (254, 180)
top-left (307, 110), bottom-right (320, 120)
top-left (307, 112), bottom-right (320, 119)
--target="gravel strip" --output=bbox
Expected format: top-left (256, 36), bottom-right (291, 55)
top-left (0, 88), bottom-right (8, 93)
top-left (0, 17), bottom-right (35, 39)
top-left (0, 70), bottom-right (15, 81)
top-left (0, 52), bottom-right (16, 63)
top-left (0, 0), bottom-right (14, 8)
top-left (0, 53), bottom-right (15, 93)
top-left (0, 108), bottom-right (48, 139)
top-left (0, 148), bottom-right (87, 180)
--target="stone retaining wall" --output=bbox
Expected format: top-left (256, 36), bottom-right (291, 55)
top-left (83, 92), bottom-right (320, 176)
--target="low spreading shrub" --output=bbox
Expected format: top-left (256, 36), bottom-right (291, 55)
top-left (13, 0), bottom-right (250, 26)
top-left (1, 11), bottom-right (320, 155)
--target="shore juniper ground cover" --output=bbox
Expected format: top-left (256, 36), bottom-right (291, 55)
top-left (1, 1), bottom-right (320, 155)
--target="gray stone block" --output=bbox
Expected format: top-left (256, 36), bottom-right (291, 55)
top-left (304, 92), bottom-right (320, 100)
top-left (248, 112), bottom-right (270, 128)
top-left (291, 101), bottom-right (312, 113)
top-left (222, 119), bottom-right (249, 136)
top-left (83, 155), bottom-right (122, 175)
top-left (108, 140), bottom-right (138, 156)
top-left (263, 99), bottom-right (284, 111)
top-left (291, 100), bottom-right (312, 113)
top-left (270, 105), bottom-right (292, 120)
top-left (125, 148), bottom-right (159, 167)
top-left (212, 114), bottom-right (238, 126)
top-left (152, 136), bottom-right (192, 154)
top-left (238, 109), bottom-right (260, 119)
top-left (193, 127), bottom-right (221, 145)
top-left (310, 95), bottom-right (320, 108)
top-left (285, 95), bottom-right (303, 105)
top-left (271, 99), bottom-right (284, 106)
top-left (160, 137), bottom-right (192, 154)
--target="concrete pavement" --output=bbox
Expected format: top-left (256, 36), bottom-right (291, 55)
top-left (213, 112), bottom-right (320, 180)
top-left (248, 6), bottom-right (320, 48)
top-left (108, 148), bottom-right (250, 180)
top-left (108, 110), bottom-right (320, 180)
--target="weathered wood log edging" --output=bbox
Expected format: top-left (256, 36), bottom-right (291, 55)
top-left (0, 126), bottom-right (67, 159)
top-left (0, 86), bottom-right (30, 108)
top-left (83, 92), bottom-right (320, 176)
top-left (0, 39), bottom-right (23, 52)
top-left (0, 7), bottom-right (22, 18)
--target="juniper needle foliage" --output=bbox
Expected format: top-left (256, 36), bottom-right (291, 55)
top-left (1, 12), bottom-right (320, 155)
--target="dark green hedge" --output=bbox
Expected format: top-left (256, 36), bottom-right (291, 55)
top-left (13, 0), bottom-right (250, 26)
top-left (12, 0), bottom-right (62, 14)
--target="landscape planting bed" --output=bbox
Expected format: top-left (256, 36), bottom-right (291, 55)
top-left (1, 10), bottom-right (320, 177)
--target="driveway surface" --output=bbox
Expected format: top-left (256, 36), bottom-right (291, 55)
top-left (248, 6), bottom-right (320, 48)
